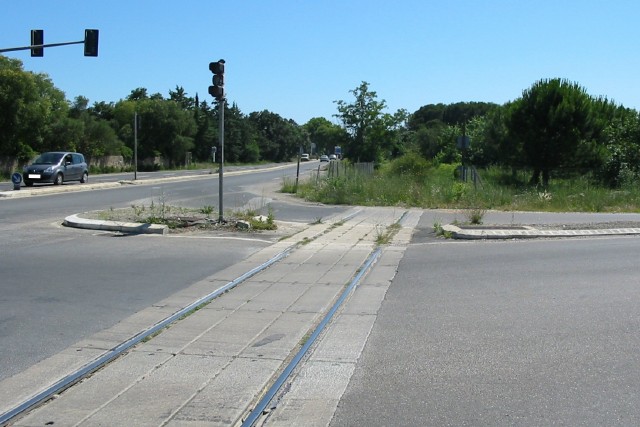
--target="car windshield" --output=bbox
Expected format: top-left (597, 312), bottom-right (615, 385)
top-left (34, 152), bottom-right (64, 165)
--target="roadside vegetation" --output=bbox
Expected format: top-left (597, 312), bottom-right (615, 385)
top-left (284, 154), bottom-right (640, 213)
top-left (94, 202), bottom-right (276, 232)
top-left (4, 54), bottom-right (640, 217)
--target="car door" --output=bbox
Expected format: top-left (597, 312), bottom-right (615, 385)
top-left (63, 154), bottom-right (78, 180)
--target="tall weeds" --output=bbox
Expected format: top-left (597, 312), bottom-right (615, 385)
top-left (289, 160), bottom-right (640, 213)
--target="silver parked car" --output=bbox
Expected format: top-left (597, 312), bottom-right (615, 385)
top-left (23, 152), bottom-right (89, 186)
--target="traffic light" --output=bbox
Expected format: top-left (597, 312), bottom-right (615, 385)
top-left (208, 59), bottom-right (225, 100)
top-left (84, 29), bottom-right (99, 57)
top-left (30, 30), bottom-right (43, 57)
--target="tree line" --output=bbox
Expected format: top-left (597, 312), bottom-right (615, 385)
top-left (3, 54), bottom-right (640, 188)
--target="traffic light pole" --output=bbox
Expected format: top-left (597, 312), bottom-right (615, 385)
top-left (218, 99), bottom-right (224, 223)
top-left (0, 29), bottom-right (98, 56)
top-left (0, 40), bottom-right (82, 53)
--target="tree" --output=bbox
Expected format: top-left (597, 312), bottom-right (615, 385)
top-left (409, 102), bottom-right (497, 130)
top-left (506, 78), bottom-right (597, 187)
top-left (248, 110), bottom-right (305, 162)
top-left (598, 108), bottom-right (640, 187)
top-left (334, 81), bottom-right (389, 162)
top-left (303, 117), bottom-right (348, 156)
top-left (334, 82), bottom-right (408, 162)
top-left (126, 87), bottom-right (149, 101)
top-left (169, 86), bottom-right (194, 110)
top-left (0, 56), bottom-right (68, 160)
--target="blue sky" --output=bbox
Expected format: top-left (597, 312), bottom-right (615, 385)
top-left (3, 1), bottom-right (640, 124)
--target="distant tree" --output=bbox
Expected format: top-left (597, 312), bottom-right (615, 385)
top-left (113, 97), bottom-right (195, 166)
top-left (248, 110), bottom-right (304, 162)
top-left (507, 78), bottom-right (597, 187)
top-left (126, 88), bottom-right (149, 101)
top-left (192, 99), bottom-right (216, 162)
top-left (169, 86), bottom-right (194, 110)
top-left (303, 117), bottom-right (348, 156)
top-left (334, 81), bottom-right (404, 162)
top-left (409, 102), bottom-right (497, 130)
top-left (222, 103), bottom-right (260, 163)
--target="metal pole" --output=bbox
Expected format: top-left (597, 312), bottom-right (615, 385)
top-left (134, 112), bottom-right (138, 180)
top-left (295, 146), bottom-right (301, 190)
top-left (0, 40), bottom-right (83, 54)
top-left (218, 99), bottom-right (224, 223)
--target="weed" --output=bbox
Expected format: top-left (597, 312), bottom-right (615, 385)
top-left (464, 207), bottom-right (486, 225)
top-left (374, 222), bottom-right (402, 245)
top-left (433, 218), bottom-right (443, 235)
top-left (200, 205), bottom-right (215, 215)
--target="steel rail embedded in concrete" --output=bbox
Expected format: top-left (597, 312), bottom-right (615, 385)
top-left (241, 247), bottom-right (383, 427)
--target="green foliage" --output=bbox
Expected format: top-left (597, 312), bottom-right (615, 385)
top-left (381, 151), bottom-right (430, 178)
top-left (506, 78), bottom-right (612, 187)
top-left (200, 205), bottom-right (215, 215)
top-left (248, 110), bottom-right (306, 162)
top-left (334, 81), bottom-right (407, 163)
top-left (409, 102), bottom-right (498, 130)
top-left (289, 154), bottom-right (640, 213)
top-left (304, 117), bottom-right (348, 156)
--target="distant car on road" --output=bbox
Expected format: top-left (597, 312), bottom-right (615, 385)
top-left (329, 154), bottom-right (337, 161)
top-left (23, 152), bottom-right (89, 186)
top-left (320, 155), bottom-right (329, 162)
top-left (300, 153), bottom-right (310, 162)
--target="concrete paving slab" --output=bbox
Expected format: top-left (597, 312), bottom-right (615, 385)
top-left (342, 285), bottom-right (389, 316)
top-left (181, 310), bottom-right (282, 357)
top-left (265, 360), bottom-right (358, 426)
top-left (167, 357), bottom-right (282, 426)
top-left (237, 282), bottom-right (312, 312)
top-left (204, 280), bottom-right (273, 310)
top-left (271, 265), bottom-right (321, 285)
top-left (264, 397), bottom-right (341, 427)
top-left (318, 264), bottom-right (361, 284)
top-left (287, 283), bottom-right (345, 314)
top-left (311, 314), bottom-right (377, 364)
top-left (0, 347), bottom-right (108, 416)
top-left (242, 311), bottom-right (318, 359)
top-left (14, 351), bottom-right (173, 427)
top-left (133, 308), bottom-right (232, 356)
top-left (78, 353), bottom-right (229, 427)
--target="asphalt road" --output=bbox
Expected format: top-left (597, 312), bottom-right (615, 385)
top-left (0, 162), bottom-right (348, 381)
top-left (331, 213), bottom-right (640, 426)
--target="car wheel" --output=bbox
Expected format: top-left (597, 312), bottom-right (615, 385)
top-left (24, 179), bottom-right (33, 187)
top-left (80, 172), bottom-right (88, 183)
top-left (53, 173), bottom-right (63, 185)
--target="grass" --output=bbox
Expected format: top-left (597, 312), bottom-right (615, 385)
top-left (374, 223), bottom-right (402, 245)
top-left (285, 160), bottom-right (640, 213)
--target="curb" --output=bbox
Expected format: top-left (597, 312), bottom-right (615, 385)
top-left (443, 224), bottom-right (640, 239)
top-left (63, 214), bottom-right (168, 235)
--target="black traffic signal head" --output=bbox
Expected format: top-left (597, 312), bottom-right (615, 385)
top-left (31, 30), bottom-right (43, 57)
top-left (84, 29), bottom-right (99, 57)
top-left (208, 59), bottom-right (225, 100)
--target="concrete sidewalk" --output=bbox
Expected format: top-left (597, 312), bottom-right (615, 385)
top-left (4, 207), bottom-right (420, 427)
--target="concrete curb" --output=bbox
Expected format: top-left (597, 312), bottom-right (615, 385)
top-left (63, 214), bottom-right (168, 235)
top-left (443, 224), bottom-right (640, 239)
